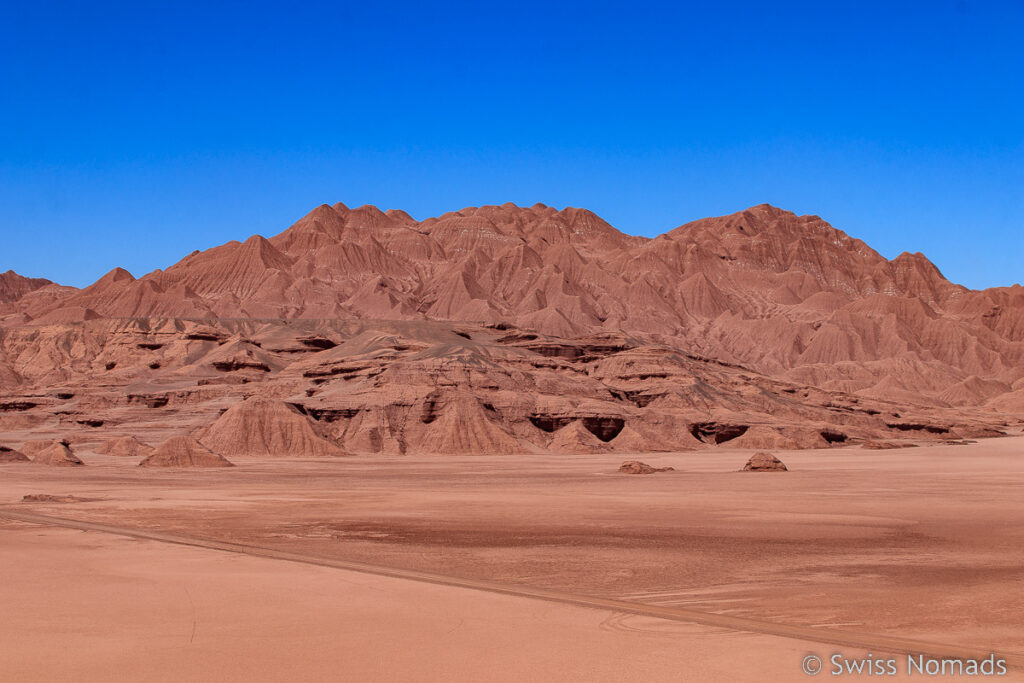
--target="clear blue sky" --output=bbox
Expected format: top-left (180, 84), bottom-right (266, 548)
top-left (2, 1), bottom-right (1021, 289)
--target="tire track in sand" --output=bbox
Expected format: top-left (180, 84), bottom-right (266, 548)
top-left (2, 508), bottom-right (1021, 670)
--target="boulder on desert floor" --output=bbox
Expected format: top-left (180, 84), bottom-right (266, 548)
top-left (618, 461), bottom-right (675, 474)
top-left (95, 435), bottom-right (154, 458)
top-left (196, 396), bottom-right (346, 458)
top-left (22, 494), bottom-right (91, 503)
top-left (139, 436), bottom-right (234, 468)
top-left (861, 440), bottom-right (918, 450)
top-left (31, 440), bottom-right (84, 467)
top-left (740, 451), bottom-right (788, 472)
top-left (0, 445), bottom-right (30, 463)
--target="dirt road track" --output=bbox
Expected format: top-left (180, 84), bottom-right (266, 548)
top-left (3, 508), bottom-right (1020, 670)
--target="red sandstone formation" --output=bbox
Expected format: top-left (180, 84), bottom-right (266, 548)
top-left (741, 452), bottom-right (788, 472)
top-left (138, 436), bottom-right (234, 468)
top-left (21, 494), bottom-right (91, 503)
top-left (0, 446), bottom-right (30, 463)
top-left (861, 440), bottom-right (919, 450)
top-left (29, 440), bottom-right (83, 467)
top-left (96, 436), bottom-right (155, 458)
top-left (0, 270), bottom-right (53, 304)
top-left (196, 396), bottom-right (346, 458)
top-left (0, 203), bottom-right (1020, 456)
top-left (618, 461), bottom-right (675, 474)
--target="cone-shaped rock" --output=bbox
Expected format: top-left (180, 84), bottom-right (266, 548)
top-left (197, 396), bottom-right (346, 458)
top-left (139, 436), bottom-right (234, 468)
top-left (0, 445), bottom-right (30, 463)
top-left (741, 451), bottom-right (788, 472)
top-left (20, 440), bottom-right (58, 458)
top-left (610, 425), bottom-right (673, 452)
top-left (414, 394), bottom-right (523, 455)
top-left (96, 435), bottom-right (154, 458)
top-left (548, 421), bottom-right (610, 454)
top-left (32, 440), bottom-right (84, 467)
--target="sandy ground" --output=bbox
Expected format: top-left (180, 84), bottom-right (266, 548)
top-left (1, 437), bottom-right (1022, 681)
top-left (0, 522), bottom-right (877, 682)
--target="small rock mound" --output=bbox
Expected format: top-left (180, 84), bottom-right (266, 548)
top-left (0, 445), bottom-right (30, 463)
top-left (31, 440), bottom-right (84, 467)
top-left (139, 436), bottom-right (234, 468)
top-left (96, 435), bottom-right (154, 458)
top-left (741, 451), bottom-right (788, 472)
top-left (22, 494), bottom-right (91, 503)
top-left (618, 460), bottom-right (675, 474)
top-left (861, 440), bottom-right (918, 450)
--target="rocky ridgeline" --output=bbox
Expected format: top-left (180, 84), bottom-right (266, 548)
top-left (0, 202), bottom-right (1020, 457)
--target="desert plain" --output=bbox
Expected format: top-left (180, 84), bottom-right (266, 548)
top-left (2, 435), bottom-right (1023, 681)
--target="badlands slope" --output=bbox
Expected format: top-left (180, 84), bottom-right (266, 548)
top-left (0, 203), bottom-right (1021, 457)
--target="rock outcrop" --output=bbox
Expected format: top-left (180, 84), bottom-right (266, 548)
top-left (0, 445), bottom-right (30, 463)
top-left (727, 426), bottom-right (801, 450)
top-left (549, 421), bottom-right (611, 454)
top-left (139, 436), bottom-right (234, 468)
top-left (740, 452), bottom-right (788, 472)
top-left (618, 461), bottom-right (675, 474)
top-left (5, 203), bottom-right (1021, 398)
top-left (21, 494), bottom-right (91, 503)
top-left (30, 440), bottom-right (84, 467)
top-left (96, 436), bottom-right (154, 458)
top-left (861, 440), bottom-right (918, 450)
top-left (0, 270), bottom-right (53, 304)
top-left (196, 396), bottom-right (346, 458)
top-left (0, 202), bottom-right (1020, 456)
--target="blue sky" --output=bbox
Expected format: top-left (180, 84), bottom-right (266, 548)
top-left (1, 0), bottom-right (1021, 289)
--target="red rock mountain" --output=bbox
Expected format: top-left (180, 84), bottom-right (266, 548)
top-left (1, 203), bottom-right (1021, 456)
top-left (0, 270), bottom-right (53, 304)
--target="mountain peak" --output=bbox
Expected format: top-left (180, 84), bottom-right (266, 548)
top-left (0, 270), bottom-right (54, 304)
top-left (3, 201), bottom-right (1007, 382)
top-left (102, 267), bottom-right (135, 283)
